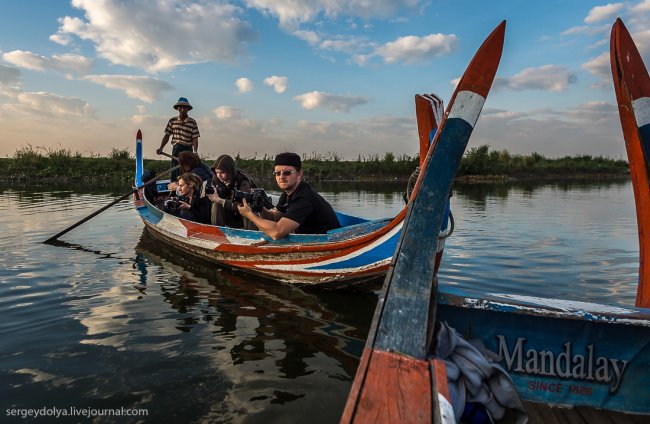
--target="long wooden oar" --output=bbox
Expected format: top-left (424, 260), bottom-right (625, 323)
top-left (159, 151), bottom-right (179, 162)
top-left (44, 164), bottom-right (179, 243)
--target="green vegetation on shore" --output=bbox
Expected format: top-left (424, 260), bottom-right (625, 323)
top-left (0, 144), bottom-right (630, 184)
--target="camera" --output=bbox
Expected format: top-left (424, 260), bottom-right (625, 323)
top-left (205, 185), bottom-right (215, 195)
top-left (233, 189), bottom-right (273, 212)
top-left (164, 198), bottom-right (181, 211)
top-left (215, 183), bottom-right (230, 199)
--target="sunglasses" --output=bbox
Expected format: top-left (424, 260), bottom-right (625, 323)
top-left (273, 170), bottom-right (297, 177)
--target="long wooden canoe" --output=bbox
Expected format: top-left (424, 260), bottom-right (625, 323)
top-left (341, 20), bottom-right (507, 424)
top-left (132, 102), bottom-right (449, 288)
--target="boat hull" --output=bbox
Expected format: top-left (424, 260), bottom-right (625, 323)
top-left (438, 289), bottom-right (650, 414)
top-left (134, 194), bottom-right (447, 286)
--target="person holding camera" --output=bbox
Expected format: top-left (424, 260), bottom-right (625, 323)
top-left (208, 155), bottom-right (256, 229)
top-left (237, 152), bottom-right (340, 240)
top-left (167, 151), bottom-right (213, 195)
top-left (165, 172), bottom-right (211, 224)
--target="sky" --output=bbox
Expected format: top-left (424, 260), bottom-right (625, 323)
top-left (0, 0), bottom-right (649, 161)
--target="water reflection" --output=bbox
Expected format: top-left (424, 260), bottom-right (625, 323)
top-left (127, 230), bottom-right (376, 421)
top-left (453, 179), bottom-right (630, 203)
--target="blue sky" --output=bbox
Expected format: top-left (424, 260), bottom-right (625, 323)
top-left (0, 0), bottom-right (648, 160)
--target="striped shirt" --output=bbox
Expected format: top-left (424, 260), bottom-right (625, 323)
top-left (165, 116), bottom-right (200, 146)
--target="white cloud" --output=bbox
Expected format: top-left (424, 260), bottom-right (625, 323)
top-left (585, 3), bottom-right (624, 24)
top-left (319, 34), bottom-right (374, 54)
top-left (49, 32), bottom-right (71, 46)
top-left (293, 91), bottom-right (369, 112)
top-left (471, 101), bottom-right (624, 158)
top-left (243, 0), bottom-right (422, 27)
top-left (2, 50), bottom-right (93, 76)
top-left (374, 33), bottom-right (459, 64)
top-left (194, 113), bottom-right (417, 160)
top-left (293, 30), bottom-right (319, 45)
top-left (52, 0), bottom-right (257, 73)
top-left (0, 63), bottom-right (93, 119)
top-left (561, 24), bottom-right (610, 37)
top-left (500, 65), bottom-right (578, 92)
top-left (582, 52), bottom-right (610, 83)
top-left (0, 64), bottom-right (22, 89)
top-left (6, 92), bottom-right (93, 118)
top-left (632, 0), bottom-right (650, 13)
top-left (214, 106), bottom-right (244, 119)
top-left (264, 76), bottom-right (288, 93)
top-left (236, 77), bottom-right (254, 93)
top-left (82, 75), bottom-right (173, 102)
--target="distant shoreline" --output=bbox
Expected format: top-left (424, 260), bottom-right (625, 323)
top-left (0, 144), bottom-right (631, 185)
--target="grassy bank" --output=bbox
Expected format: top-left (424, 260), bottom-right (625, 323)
top-left (0, 144), bottom-right (630, 184)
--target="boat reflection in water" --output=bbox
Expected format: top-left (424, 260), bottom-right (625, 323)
top-left (130, 228), bottom-right (377, 422)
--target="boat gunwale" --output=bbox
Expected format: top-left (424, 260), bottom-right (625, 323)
top-left (134, 188), bottom-right (409, 254)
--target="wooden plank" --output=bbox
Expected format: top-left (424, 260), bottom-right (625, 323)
top-left (522, 401), bottom-right (564, 424)
top-left (352, 350), bottom-right (433, 424)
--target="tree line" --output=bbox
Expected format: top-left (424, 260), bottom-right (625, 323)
top-left (0, 144), bottom-right (630, 183)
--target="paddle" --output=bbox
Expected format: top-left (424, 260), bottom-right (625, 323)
top-left (44, 164), bottom-right (180, 243)
top-left (159, 151), bottom-right (179, 162)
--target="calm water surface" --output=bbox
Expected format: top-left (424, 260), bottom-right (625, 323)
top-left (0, 179), bottom-right (640, 422)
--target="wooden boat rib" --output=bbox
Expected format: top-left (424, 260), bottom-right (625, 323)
top-left (133, 98), bottom-right (447, 286)
top-left (341, 20), bottom-right (506, 424)
top-left (431, 18), bottom-right (650, 421)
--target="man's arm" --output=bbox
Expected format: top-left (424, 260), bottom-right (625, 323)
top-left (258, 207), bottom-right (283, 221)
top-left (238, 199), bottom-right (298, 240)
top-left (157, 133), bottom-right (170, 155)
top-left (192, 136), bottom-right (198, 153)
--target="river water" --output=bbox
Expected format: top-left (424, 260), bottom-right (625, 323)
top-left (0, 179), bottom-right (640, 422)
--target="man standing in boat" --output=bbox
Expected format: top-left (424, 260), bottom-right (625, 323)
top-left (237, 152), bottom-right (340, 239)
top-left (156, 97), bottom-right (200, 181)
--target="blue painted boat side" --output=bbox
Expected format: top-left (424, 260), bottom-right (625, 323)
top-left (135, 135), bottom-right (143, 187)
top-left (307, 230), bottom-right (401, 270)
top-left (438, 300), bottom-right (650, 414)
top-left (375, 117), bottom-right (475, 358)
top-left (639, 114), bottom-right (650, 169)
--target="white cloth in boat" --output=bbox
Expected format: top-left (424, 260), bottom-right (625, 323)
top-left (433, 321), bottom-right (528, 424)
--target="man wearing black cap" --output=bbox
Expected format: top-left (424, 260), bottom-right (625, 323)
top-left (157, 97), bottom-right (200, 180)
top-left (237, 152), bottom-right (340, 239)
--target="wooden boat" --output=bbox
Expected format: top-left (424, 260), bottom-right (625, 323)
top-left (132, 99), bottom-right (449, 288)
top-left (341, 21), bottom-right (506, 423)
top-left (433, 19), bottom-right (650, 420)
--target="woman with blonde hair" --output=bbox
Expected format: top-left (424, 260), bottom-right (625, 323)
top-left (173, 172), bottom-right (211, 224)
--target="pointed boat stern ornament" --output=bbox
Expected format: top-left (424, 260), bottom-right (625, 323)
top-left (341, 20), bottom-right (506, 424)
top-left (610, 18), bottom-right (650, 308)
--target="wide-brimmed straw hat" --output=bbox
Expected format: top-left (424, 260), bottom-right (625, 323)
top-left (173, 97), bottom-right (193, 111)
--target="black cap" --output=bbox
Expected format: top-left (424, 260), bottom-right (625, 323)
top-left (274, 152), bottom-right (301, 170)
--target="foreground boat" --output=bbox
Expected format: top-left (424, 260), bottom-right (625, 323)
top-left (341, 21), bottom-right (506, 423)
top-left (433, 19), bottom-right (650, 420)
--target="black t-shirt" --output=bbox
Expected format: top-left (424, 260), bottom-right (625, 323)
top-left (276, 181), bottom-right (340, 234)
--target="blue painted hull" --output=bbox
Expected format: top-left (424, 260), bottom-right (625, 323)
top-left (437, 289), bottom-right (650, 414)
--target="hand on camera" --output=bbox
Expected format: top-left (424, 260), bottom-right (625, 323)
top-left (237, 198), bottom-right (252, 217)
